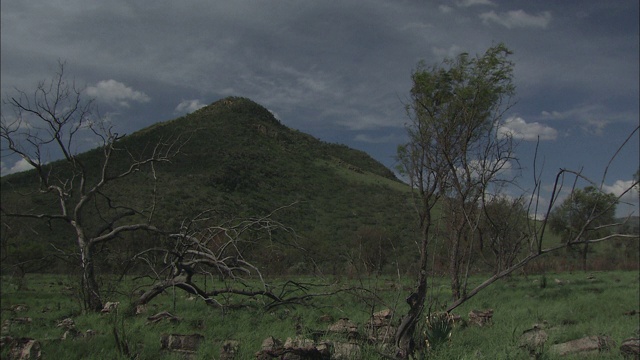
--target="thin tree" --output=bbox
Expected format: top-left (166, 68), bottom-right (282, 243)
top-left (395, 43), bottom-right (516, 356)
top-left (0, 62), bottom-right (186, 311)
top-left (549, 186), bottom-right (618, 271)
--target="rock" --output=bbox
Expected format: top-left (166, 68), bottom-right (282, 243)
top-left (256, 337), bottom-right (330, 360)
top-left (261, 336), bottom-right (283, 352)
top-left (0, 337), bottom-right (41, 360)
top-left (550, 335), bottom-right (615, 356)
top-left (220, 340), bottom-right (239, 360)
top-left (468, 309), bottom-right (493, 327)
top-left (519, 327), bottom-right (548, 356)
top-left (366, 309), bottom-right (395, 343)
top-left (11, 305), bottom-right (29, 313)
top-left (620, 337), bottom-right (639, 359)
top-left (14, 338), bottom-right (42, 360)
top-left (135, 304), bottom-right (147, 315)
top-left (56, 318), bottom-right (75, 330)
top-left (328, 318), bottom-right (359, 339)
top-left (160, 333), bottom-right (204, 355)
top-left (332, 342), bottom-right (361, 360)
top-left (100, 301), bottom-right (119, 313)
top-left (284, 337), bottom-right (316, 351)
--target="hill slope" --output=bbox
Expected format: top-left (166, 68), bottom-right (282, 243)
top-left (1, 97), bottom-right (416, 274)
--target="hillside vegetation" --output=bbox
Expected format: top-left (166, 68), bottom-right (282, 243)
top-left (1, 97), bottom-right (636, 278)
top-left (1, 97), bottom-right (417, 276)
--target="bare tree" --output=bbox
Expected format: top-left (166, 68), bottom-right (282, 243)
top-left (0, 62), bottom-right (186, 311)
top-left (131, 204), bottom-right (342, 312)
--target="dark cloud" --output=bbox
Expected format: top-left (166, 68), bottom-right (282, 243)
top-left (2, 0), bottom-right (638, 213)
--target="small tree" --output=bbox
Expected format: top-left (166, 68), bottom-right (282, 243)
top-left (395, 43), bottom-right (639, 358)
top-left (0, 62), bottom-right (185, 311)
top-left (395, 43), bottom-right (516, 355)
top-left (548, 186), bottom-right (618, 271)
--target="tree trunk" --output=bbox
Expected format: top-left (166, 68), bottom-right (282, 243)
top-left (395, 222), bottom-right (431, 358)
top-left (582, 242), bottom-right (589, 272)
top-left (449, 239), bottom-right (462, 300)
top-left (80, 243), bottom-right (103, 312)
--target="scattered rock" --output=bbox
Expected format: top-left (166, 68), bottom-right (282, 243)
top-left (135, 304), bottom-right (147, 315)
top-left (620, 337), bottom-right (639, 359)
top-left (56, 317), bottom-right (83, 340)
top-left (100, 301), bottom-right (119, 313)
top-left (11, 305), bottom-right (29, 313)
top-left (554, 278), bottom-right (565, 285)
top-left (1, 337), bottom-right (41, 360)
top-left (220, 339), bottom-right (239, 360)
top-left (56, 318), bottom-right (75, 330)
top-left (365, 309), bottom-right (395, 343)
top-left (256, 336), bottom-right (331, 359)
top-left (550, 335), bottom-right (615, 356)
top-left (332, 342), bottom-right (361, 360)
top-left (328, 318), bottom-right (358, 340)
top-left (519, 326), bottom-right (548, 356)
top-left (468, 309), bottom-right (493, 327)
top-left (261, 336), bottom-right (283, 352)
top-left (160, 333), bottom-right (204, 356)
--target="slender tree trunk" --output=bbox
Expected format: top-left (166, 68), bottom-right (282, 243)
top-left (449, 238), bottom-right (462, 300)
top-left (395, 221), bottom-right (431, 358)
top-left (80, 242), bottom-right (103, 312)
top-left (582, 243), bottom-right (589, 272)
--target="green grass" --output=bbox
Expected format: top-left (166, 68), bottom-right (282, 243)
top-left (1, 271), bottom-right (638, 359)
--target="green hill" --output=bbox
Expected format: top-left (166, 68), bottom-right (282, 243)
top-left (1, 96), bottom-right (417, 275)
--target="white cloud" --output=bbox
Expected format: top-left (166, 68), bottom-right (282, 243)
top-left (498, 116), bottom-right (558, 141)
top-left (541, 105), bottom-right (610, 135)
top-left (480, 10), bottom-right (551, 29)
top-left (1, 158), bottom-right (34, 176)
top-left (86, 79), bottom-right (150, 107)
top-left (174, 99), bottom-right (206, 114)
top-left (602, 180), bottom-right (639, 203)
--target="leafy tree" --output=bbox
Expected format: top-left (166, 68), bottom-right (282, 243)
top-left (0, 63), bottom-right (185, 311)
top-left (477, 196), bottom-right (530, 274)
top-left (394, 42), bottom-right (637, 358)
top-left (396, 43), bottom-right (516, 356)
top-left (549, 186), bottom-right (618, 271)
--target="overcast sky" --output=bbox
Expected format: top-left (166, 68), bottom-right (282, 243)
top-left (1, 1), bottom-right (638, 216)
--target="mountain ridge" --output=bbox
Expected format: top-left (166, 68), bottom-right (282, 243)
top-left (1, 96), bottom-right (416, 274)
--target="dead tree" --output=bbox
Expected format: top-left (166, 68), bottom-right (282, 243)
top-left (0, 62), bottom-right (186, 311)
top-left (130, 205), bottom-right (340, 312)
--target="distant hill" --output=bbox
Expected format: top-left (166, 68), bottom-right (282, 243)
top-left (1, 97), bottom-right (417, 275)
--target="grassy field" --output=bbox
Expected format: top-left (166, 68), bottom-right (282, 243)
top-left (1, 271), bottom-right (638, 359)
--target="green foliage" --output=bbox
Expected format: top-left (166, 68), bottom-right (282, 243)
top-left (424, 312), bottom-right (453, 351)
top-left (549, 186), bottom-right (618, 243)
top-left (548, 186), bottom-right (618, 271)
top-left (1, 96), bottom-right (415, 278)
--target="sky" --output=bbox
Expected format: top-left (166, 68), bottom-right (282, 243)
top-left (1, 0), bottom-right (639, 217)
